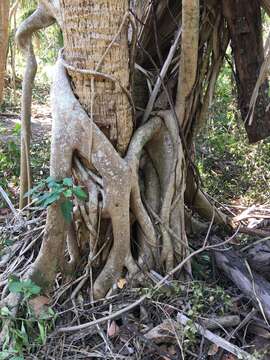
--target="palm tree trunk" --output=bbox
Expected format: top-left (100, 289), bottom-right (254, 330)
top-left (60, 0), bottom-right (133, 154)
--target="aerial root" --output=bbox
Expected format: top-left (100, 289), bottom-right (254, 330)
top-left (16, 2), bottom-right (55, 209)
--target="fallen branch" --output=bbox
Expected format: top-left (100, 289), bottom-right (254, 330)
top-left (0, 185), bottom-right (21, 221)
top-left (177, 313), bottom-right (253, 359)
top-left (213, 237), bottom-right (270, 321)
top-left (238, 226), bottom-right (270, 238)
top-left (144, 315), bottom-right (240, 344)
top-left (199, 315), bottom-right (240, 330)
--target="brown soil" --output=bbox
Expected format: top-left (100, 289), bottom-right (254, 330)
top-left (0, 100), bottom-right (51, 144)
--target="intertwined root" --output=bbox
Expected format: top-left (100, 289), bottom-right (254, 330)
top-left (23, 60), bottom-right (188, 299)
top-left (8, 0), bottom-right (199, 304)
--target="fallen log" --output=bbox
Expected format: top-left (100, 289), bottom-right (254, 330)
top-left (213, 237), bottom-right (270, 322)
top-left (245, 241), bottom-right (270, 281)
top-left (145, 315), bottom-right (240, 343)
top-left (199, 315), bottom-right (240, 330)
top-left (145, 315), bottom-right (240, 345)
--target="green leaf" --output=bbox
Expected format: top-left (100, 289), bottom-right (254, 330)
top-left (38, 322), bottom-right (46, 345)
top-left (4, 239), bottom-right (13, 246)
top-left (73, 186), bottom-right (88, 200)
top-left (0, 352), bottom-right (13, 360)
top-left (46, 176), bottom-right (54, 182)
top-left (12, 123), bottom-right (21, 136)
top-left (63, 189), bottom-right (72, 198)
top-left (60, 200), bottom-right (73, 223)
top-left (47, 180), bottom-right (58, 189)
top-left (63, 178), bottom-right (73, 187)
top-left (0, 306), bottom-right (11, 317)
top-left (24, 181), bottom-right (45, 198)
top-left (8, 278), bottom-right (41, 297)
top-left (8, 279), bottom-right (23, 294)
top-left (20, 322), bottom-right (29, 346)
top-left (22, 280), bottom-right (41, 296)
top-left (39, 192), bottom-right (60, 207)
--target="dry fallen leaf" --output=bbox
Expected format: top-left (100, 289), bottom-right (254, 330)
top-left (29, 296), bottom-right (50, 317)
top-left (167, 344), bottom-right (177, 356)
top-left (222, 355), bottom-right (237, 360)
top-left (117, 278), bottom-right (127, 289)
top-left (208, 343), bottom-right (219, 356)
top-left (0, 208), bottom-right (9, 216)
top-left (107, 320), bottom-right (120, 338)
top-left (160, 344), bottom-right (170, 360)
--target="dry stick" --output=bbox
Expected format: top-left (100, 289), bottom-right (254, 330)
top-left (241, 235), bottom-right (270, 252)
top-left (142, 27), bottom-right (182, 124)
top-left (143, 197), bottom-right (190, 250)
top-left (176, 313), bottom-right (253, 360)
top-left (217, 309), bottom-right (257, 360)
top-left (245, 260), bottom-right (270, 327)
top-left (57, 233), bottom-right (237, 333)
top-left (238, 226), bottom-right (270, 238)
top-left (0, 185), bottom-right (18, 219)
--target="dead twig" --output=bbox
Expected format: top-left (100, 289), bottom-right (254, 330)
top-left (57, 232), bottom-right (238, 333)
top-left (177, 313), bottom-right (254, 359)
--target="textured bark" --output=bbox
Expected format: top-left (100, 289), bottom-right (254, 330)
top-left (137, 0), bottom-right (181, 67)
top-left (60, 0), bottom-right (133, 154)
top-left (0, 0), bottom-right (10, 105)
top-left (245, 241), bottom-right (270, 281)
top-left (214, 242), bottom-right (270, 321)
top-left (11, 0), bottom-right (232, 306)
top-left (260, 0), bottom-right (270, 16)
top-left (222, 0), bottom-right (270, 143)
top-left (175, 0), bottom-right (199, 127)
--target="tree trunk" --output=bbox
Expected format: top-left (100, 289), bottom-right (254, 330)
top-left (222, 0), bottom-right (270, 143)
top-left (60, 0), bottom-right (133, 154)
top-left (0, 0), bottom-right (10, 105)
top-left (13, 0), bottom-right (232, 303)
top-left (22, 0), bottom-right (191, 300)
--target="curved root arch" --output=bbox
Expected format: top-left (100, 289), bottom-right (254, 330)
top-left (27, 61), bottom-right (188, 299)
top-left (12, 0), bottom-right (228, 302)
top-left (10, 0), bottom-right (189, 300)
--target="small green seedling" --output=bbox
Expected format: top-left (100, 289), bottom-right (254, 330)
top-left (0, 278), bottom-right (56, 359)
top-left (8, 277), bottom-right (41, 300)
top-left (24, 176), bottom-right (87, 222)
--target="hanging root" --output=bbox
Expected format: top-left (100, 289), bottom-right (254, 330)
top-left (16, 3), bottom-right (55, 208)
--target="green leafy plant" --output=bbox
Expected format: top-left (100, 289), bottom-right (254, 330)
top-left (25, 176), bottom-right (88, 222)
top-left (197, 59), bottom-right (270, 205)
top-left (0, 278), bottom-right (56, 359)
top-left (187, 282), bottom-right (232, 317)
top-left (0, 129), bottom-right (20, 208)
top-left (8, 277), bottom-right (41, 299)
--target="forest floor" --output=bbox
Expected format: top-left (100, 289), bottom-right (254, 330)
top-left (0, 86), bottom-right (51, 211)
top-left (0, 101), bottom-right (51, 143)
top-left (1, 84), bottom-right (270, 359)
